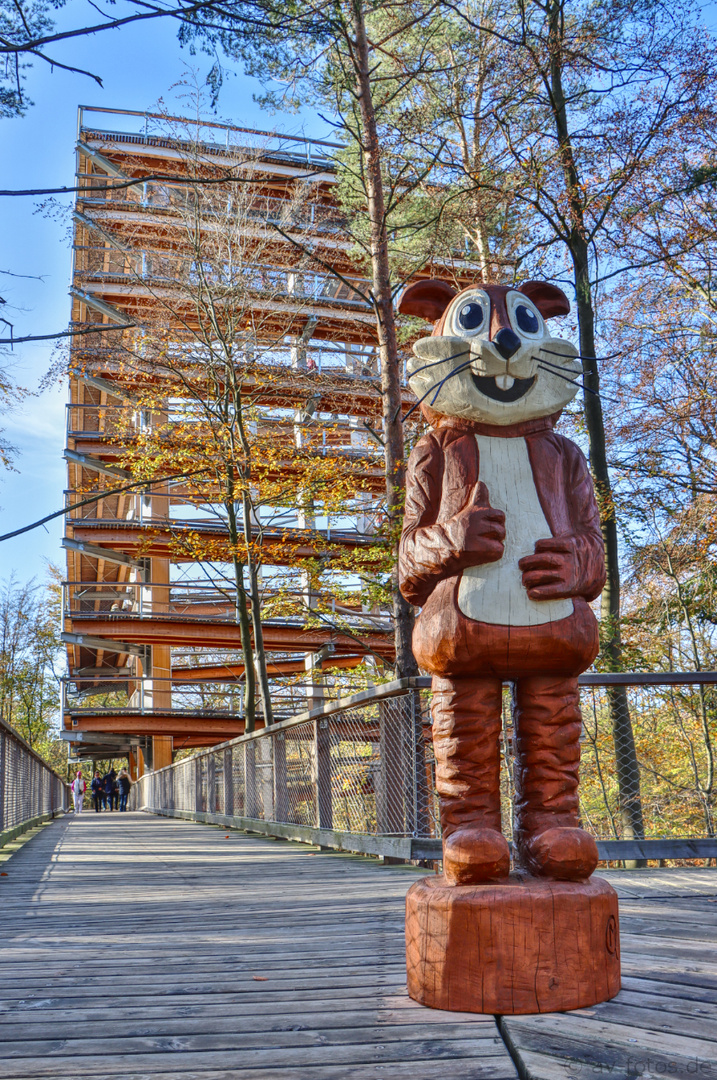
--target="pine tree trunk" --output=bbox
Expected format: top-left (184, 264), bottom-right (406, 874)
top-left (352, 0), bottom-right (418, 679)
top-left (572, 241), bottom-right (645, 852)
top-left (547, 0), bottom-right (645, 858)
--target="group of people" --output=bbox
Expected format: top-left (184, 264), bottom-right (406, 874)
top-left (71, 768), bottom-right (132, 813)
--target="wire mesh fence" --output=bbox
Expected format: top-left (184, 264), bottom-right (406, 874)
top-left (495, 679), bottom-right (717, 847)
top-left (0, 718), bottom-right (70, 839)
top-left (132, 685), bottom-right (439, 843)
top-left (131, 676), bottom-right (717, 856)
top-left (578, 679), bottom-right (717, 843)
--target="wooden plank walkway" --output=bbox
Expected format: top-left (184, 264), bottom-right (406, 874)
top-left (0, 813), bottom-right (515, 1080)
top-left (0, 813), bottom-right (716, 1079)
top-left (501, 867), bottom-right (717, 1080)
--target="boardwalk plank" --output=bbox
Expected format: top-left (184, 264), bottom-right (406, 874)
top-left (0, 1063), bottom-right (506, 1080)
top-left (500, 868), bottom-right (717, 1080)
top-left (4, 812), bottom-right (717, 1080)
top-left (0, 813), bottom-right (517, 1080)
top-left (0, 1042), bottom-right (516, 1078)
top-left (0, 1023), bottom-right (504, 1058)
top-left (0, 1007), bottom-right (498, 1041)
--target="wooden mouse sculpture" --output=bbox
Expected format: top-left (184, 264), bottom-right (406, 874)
top-left (398, 278), bottom-right (606, 887)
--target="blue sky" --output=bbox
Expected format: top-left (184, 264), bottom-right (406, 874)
top-left (0, 3), bottom-right (326, 586)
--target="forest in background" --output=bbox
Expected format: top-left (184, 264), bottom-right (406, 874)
top-left (0, 572), bottom-right (66, 772)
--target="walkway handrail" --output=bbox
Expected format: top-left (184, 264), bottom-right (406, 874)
top-left (0, 716), bottom-right (70, 846)
top-left (132, 675), bottom-right (717, 863)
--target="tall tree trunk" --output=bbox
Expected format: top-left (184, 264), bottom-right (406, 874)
top-left (572, 240), bottom-right (645, 849)
top-left (547, 0), bottom-right (645, 855)
top-left (242, 491), bottom-right (274, 725)
top-left (227, 361), bottom-right (274, 727)
top-left (352, 0), bottom-right (418, 679)
top-left (225, 485), bottom-right (256, 732)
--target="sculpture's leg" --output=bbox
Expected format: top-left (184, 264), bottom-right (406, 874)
top-left (431, 675), bottom-right (510, 885)
top-left (513, 675), bottom-right (598, 880)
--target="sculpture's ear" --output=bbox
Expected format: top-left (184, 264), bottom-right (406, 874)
top-left (398, 279), bottom-right (458, 323)
top-left (519, 280), bottom-right (571, 319)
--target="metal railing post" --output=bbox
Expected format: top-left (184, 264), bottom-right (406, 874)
top-left (315, 718), bottom-right (332, 829)
top-left (194, 758), bottom-right (202, 814)
top-left (273, 732), bottom-right (287, 822)
top-left (207, 754), bottom-right (216, 815)
top-left (0, 731), bottom-right (5, 833)
top-left (223, 748), bottom-right (233, 816)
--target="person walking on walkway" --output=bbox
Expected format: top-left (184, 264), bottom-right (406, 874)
top-left (110, 768), bottom-right (119, 811)
top-left (118, 768), bottom-right (132, 812)
top-left (71, 771), bottom-right (86, 814)
top-left (91, 771), bottom-right (104, 813)
top-left (102, 770), bottom-right (115, 811)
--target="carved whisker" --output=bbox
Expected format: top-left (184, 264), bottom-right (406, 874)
top-left (531, 355), bottom-right (589, 375)
top-left (539, 347), bottom-right (622, 363)
top-left (536, 363), bottom-right (601, 398)
top-left (402, 359), bottom-right (475, 424)
top-left (408, 348), bottom-right (470, 380)
top-left (392, 350), bottom-right (470, 423)
top-left (430, 360), bottom-right (477, 406)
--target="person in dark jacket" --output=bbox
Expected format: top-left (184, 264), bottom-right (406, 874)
top-left (118, 768), bottom-right (132, 812)
top-left (91, 771), bottom-right (104, 812)
top-left (102, 770), bottom-right (116, 811)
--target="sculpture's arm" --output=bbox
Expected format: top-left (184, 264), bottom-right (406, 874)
top-left (399, 435), bottom-right (505, 607)
top-left (567, 445), bottom-right (607, 601)
top-left (519, 442), bottom-right (606, 603)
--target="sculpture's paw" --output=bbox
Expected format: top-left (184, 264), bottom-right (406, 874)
top-left (520, 827), bottom-right (598, 881)
top-left (443, 826), bottom-right (510, 886)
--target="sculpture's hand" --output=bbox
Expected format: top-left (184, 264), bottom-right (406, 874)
top-left (448, 481), bottom-right (505, 565)
top-left (519, 536), bottom-right (580, 599)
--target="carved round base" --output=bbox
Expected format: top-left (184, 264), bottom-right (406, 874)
top-left (406, 873), bottom-right (620, 1014)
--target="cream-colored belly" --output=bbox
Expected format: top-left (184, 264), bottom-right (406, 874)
top-left (457, 435), bottom-right (574, 627)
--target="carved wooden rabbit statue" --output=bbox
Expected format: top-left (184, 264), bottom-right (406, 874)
top-left (398, 279), bottom-right (606, 886)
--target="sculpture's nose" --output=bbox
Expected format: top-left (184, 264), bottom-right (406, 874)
top-left (493, 327), bottom-right (521, 360)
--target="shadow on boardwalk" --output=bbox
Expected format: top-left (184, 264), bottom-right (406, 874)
top-left (0, 812), bottom-right (715, 1079)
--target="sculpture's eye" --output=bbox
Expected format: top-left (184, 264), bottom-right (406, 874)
top-left (515, 304), bottom-right (539, 334)
top-left (458, 302), bottom-right (484, 331)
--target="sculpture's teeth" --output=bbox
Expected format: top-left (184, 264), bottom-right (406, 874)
top-left (495, 374), bottom-right (515, 391)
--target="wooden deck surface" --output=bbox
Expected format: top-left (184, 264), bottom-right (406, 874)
top-left (502, 866), bottom-right (717, 1079)
top-left (0, 813), bottom-right (514, 1079)
top-left (0, 813), bottom-right (715, 1080)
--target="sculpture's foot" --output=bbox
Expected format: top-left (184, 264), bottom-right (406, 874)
top-left (443, 825), bottom-right (510, 885)
top-left (518, 826), bottom-right (598, 881)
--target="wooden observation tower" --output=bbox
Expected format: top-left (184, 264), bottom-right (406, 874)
top-left (61, 106), bottom-right (409, 774)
